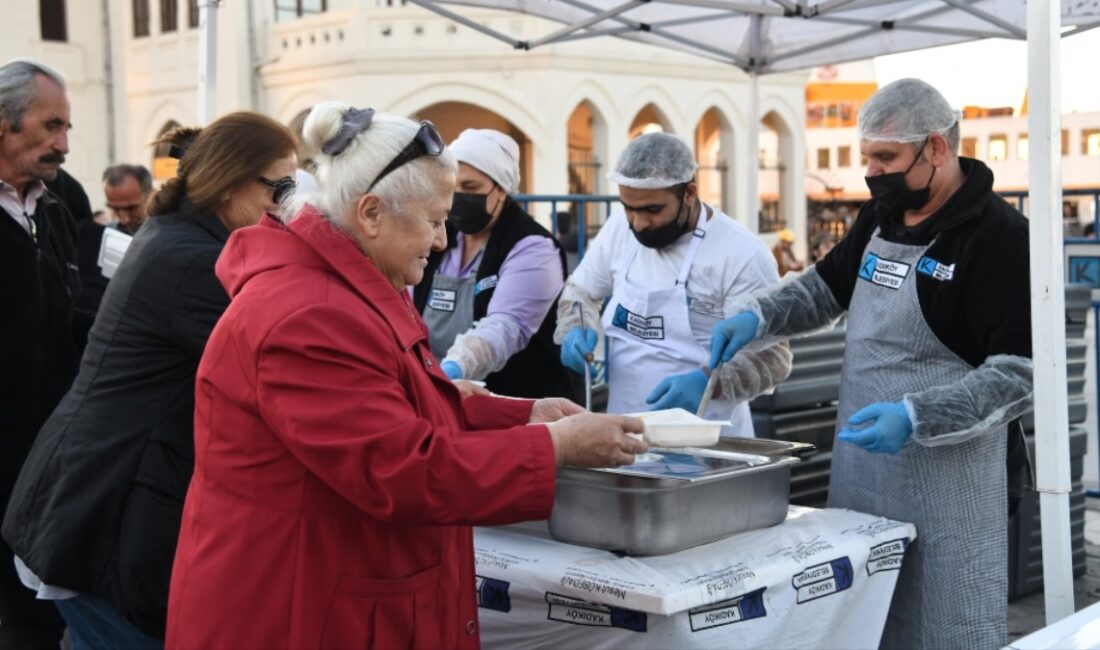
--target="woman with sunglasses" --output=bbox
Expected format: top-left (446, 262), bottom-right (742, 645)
top-left (412, 129), bottom-right (576, 400)
top-left (2, 112), bottom-right (298, 648)
top-left (163, 102), bottom-right (645, 649)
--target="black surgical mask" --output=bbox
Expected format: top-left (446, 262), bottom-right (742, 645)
top-left (630, 193), bottom-right (690, 249)
top-left (865, 138), bottom-right (936, 216)
top-left (449, 191), bottom-right (496, 234)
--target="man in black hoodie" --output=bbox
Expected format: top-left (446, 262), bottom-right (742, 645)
top-left (0, 58), bottom-right (79, 649)
top-left (708, 78), bottom-right (1031, 649)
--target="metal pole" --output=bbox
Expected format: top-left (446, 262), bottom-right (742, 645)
top-left (197, 0), bottom-right (220, 125)
top-left (745, 15), bottom-right (762, 233)
top-left (1028, 0), bottom-right (1075, 624)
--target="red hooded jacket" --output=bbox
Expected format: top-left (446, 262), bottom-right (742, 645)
top-left (166, 208), bottom-right (557, 649)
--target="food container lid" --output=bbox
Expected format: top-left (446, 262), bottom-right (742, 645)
top-left (593, 448), bottom-right (790, 483)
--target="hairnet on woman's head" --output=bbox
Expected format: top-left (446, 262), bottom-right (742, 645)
top-left (857, 78), bottom-right (960, 144)
top-left (450, 129), bottom-right (521, 194)
top-left (607, 132), bottom-right (697, 189)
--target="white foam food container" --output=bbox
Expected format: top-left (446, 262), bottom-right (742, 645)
top-left (628, 408), bottom-right (723, 447)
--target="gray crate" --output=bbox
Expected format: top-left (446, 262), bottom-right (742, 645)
top-left (1007, 427), bottom-right (1088, 601)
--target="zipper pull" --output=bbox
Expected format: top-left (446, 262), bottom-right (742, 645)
top-left (26, 213), bottom-right (41, 260)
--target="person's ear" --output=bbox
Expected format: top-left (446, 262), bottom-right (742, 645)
top-left (928, 133), bottom-right (949, 167)
top-left (355, 193), bottom-right (384, 238)
top-left (683, 181), bottom-right (699, 206)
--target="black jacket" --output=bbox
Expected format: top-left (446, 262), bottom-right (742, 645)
top-left (816, 157), bottom-right (1031, 366)
top-left (0, 191), bottom-right (82, 506)
top-left (2, 205), bottom-right (231, 639)
top-left (815, 158), bottom-right (1034, 509)
top-left (414, 199), bottom-right (577, 400)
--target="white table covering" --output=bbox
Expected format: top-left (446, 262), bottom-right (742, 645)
top-left (474, 506), bottom-right (917, 649)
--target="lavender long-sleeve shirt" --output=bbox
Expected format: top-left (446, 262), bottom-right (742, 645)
top-left (437, 232), bottom-right (563, 376)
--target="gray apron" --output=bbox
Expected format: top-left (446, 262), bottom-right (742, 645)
top-left (831, 229), bottom-right (1006, 649)
top-left (422, 263), bottom-right (479, 360)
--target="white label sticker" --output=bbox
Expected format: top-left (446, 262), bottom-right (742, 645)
top-left (98, 227), bottom-right (133, 279)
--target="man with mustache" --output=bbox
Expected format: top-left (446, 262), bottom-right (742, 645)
top-left (0, 58), bottom-right (79, 649)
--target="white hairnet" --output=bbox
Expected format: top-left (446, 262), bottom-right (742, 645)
top-left (449, 128), bottom-right (521, 194)
top-left (607, 132), bottom-right (698, 189)
top-left (857, 78), bottom-right (961, 144)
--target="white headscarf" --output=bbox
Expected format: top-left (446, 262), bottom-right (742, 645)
top-left (449, 128), bottom-right (521, 194)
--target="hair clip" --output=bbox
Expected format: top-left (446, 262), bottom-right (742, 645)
top-left (321, 107), bottom-right (375, 157)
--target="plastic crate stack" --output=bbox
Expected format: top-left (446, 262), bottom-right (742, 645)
top-left (1008, 283), bottom-right (1092, 600)
top-left (750, 324), bottom-right (846, 508)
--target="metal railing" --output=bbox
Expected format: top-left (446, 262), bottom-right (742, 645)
top-left (514, 194), bottom-right (619, 261)
top-left (998, 188), bottom-right (1100, 236)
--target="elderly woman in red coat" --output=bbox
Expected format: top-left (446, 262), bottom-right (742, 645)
top-left (165, 103), bottom-right (646, 649)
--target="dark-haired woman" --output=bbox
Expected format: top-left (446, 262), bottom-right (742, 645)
top-left (1, 111), bottom-right (298, 648)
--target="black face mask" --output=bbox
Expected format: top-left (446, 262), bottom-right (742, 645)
top-left (630, 193), bottom-right (690, 249)
top-left (865, 138), bottom-right (936, 217)
top-left (449, 190), bottom-right (498, 234)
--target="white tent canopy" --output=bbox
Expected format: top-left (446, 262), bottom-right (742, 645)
top-left (410, 0), bottom-right (1100, 73)
top-left (401, 0), bottom-right (1096, 630)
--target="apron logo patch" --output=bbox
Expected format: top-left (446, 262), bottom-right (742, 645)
top-left (688, 587), bottom-right (767, 632)
top-left (865, 538), bottom-right (909, 576)
top-left (475, 275), bottom-right (499, 295)
top-left (476, 575), bottom-right (512, 613)
top-left (611, 304), bottom-right (665, 341)
top-left (428, 288), bottom-right (456, 312)
top-left (858, 252), bottom-right (910, 290)
top-left (792, 557), bottom-right (853, 604)
top-left (544, 592), bottom-right (647, 632)
top-left (916, 256), bottom-right (955, 281)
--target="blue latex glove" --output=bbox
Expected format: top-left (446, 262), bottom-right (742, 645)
top-left (645, 369), bottom-right (709, 413)
top-left (441, 360), bottom-right (463, 380)
top-left (837, 402), bottom-right (913, 454)
top-left (561, 327), bottom-right (598, 377)
top-left (708, 311), bottom-right (761, 369)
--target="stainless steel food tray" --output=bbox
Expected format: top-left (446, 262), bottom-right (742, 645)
top-left (547, 439), bottom-right (807, 556)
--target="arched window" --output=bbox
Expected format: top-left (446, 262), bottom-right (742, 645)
top-left (161, 0), bottom-right (178, 32)
top-left (133, 0), bottom-right (150, 37)
top-left (40, 0), bottom-right (67, 42)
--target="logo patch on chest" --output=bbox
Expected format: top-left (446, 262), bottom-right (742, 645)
top-left (611, 304), bottom-right (665, 340)
top-left (916, 256), bottom-right (955, 281)
top-left (858, 252), bottom-right (910, 290)
top-left (427, 288), bottom-right (456, 312)
top-left (475, 275), bottom-right (499, 295)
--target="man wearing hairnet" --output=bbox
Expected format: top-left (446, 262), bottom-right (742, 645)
top-left (556, 132), bottom-right (791, 435)
top-left (711, 78), bottom-right (1032, 647)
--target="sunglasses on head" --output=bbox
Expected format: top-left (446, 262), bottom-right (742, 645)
top-left (366, 121), bottom-right (444, 192)
top-left (258, 175), bottom-right (297, 204)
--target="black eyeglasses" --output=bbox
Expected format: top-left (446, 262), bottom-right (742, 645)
top-left (258, 176), bottom-right (297, 204)
top-left (366, 121), bottom-right (444, 192)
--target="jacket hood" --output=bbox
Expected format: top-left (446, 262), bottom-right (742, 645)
top-left (215, 207), bottom-right (331, 298)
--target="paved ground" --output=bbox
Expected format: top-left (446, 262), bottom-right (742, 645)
top-left (1007, 498), bottom-right (1100, 642)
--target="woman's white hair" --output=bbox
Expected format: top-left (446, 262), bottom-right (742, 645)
top-left (285, 101), bottom-right (456, 226)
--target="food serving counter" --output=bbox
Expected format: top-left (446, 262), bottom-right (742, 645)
top-left (474, 505), bottom-right (917, 649)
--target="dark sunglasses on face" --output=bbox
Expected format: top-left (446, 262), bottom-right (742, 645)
top-left (258, 175), bottom-right (297, 204)
top-left (366, 121), bottom-right (444, 192)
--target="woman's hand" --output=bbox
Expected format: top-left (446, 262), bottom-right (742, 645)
top-left (547, 413), bottom-right (647, 468)
top-left (529, 398), bottom-right (586, 424)
top-left (454, 380), bottom-right (491, 399)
